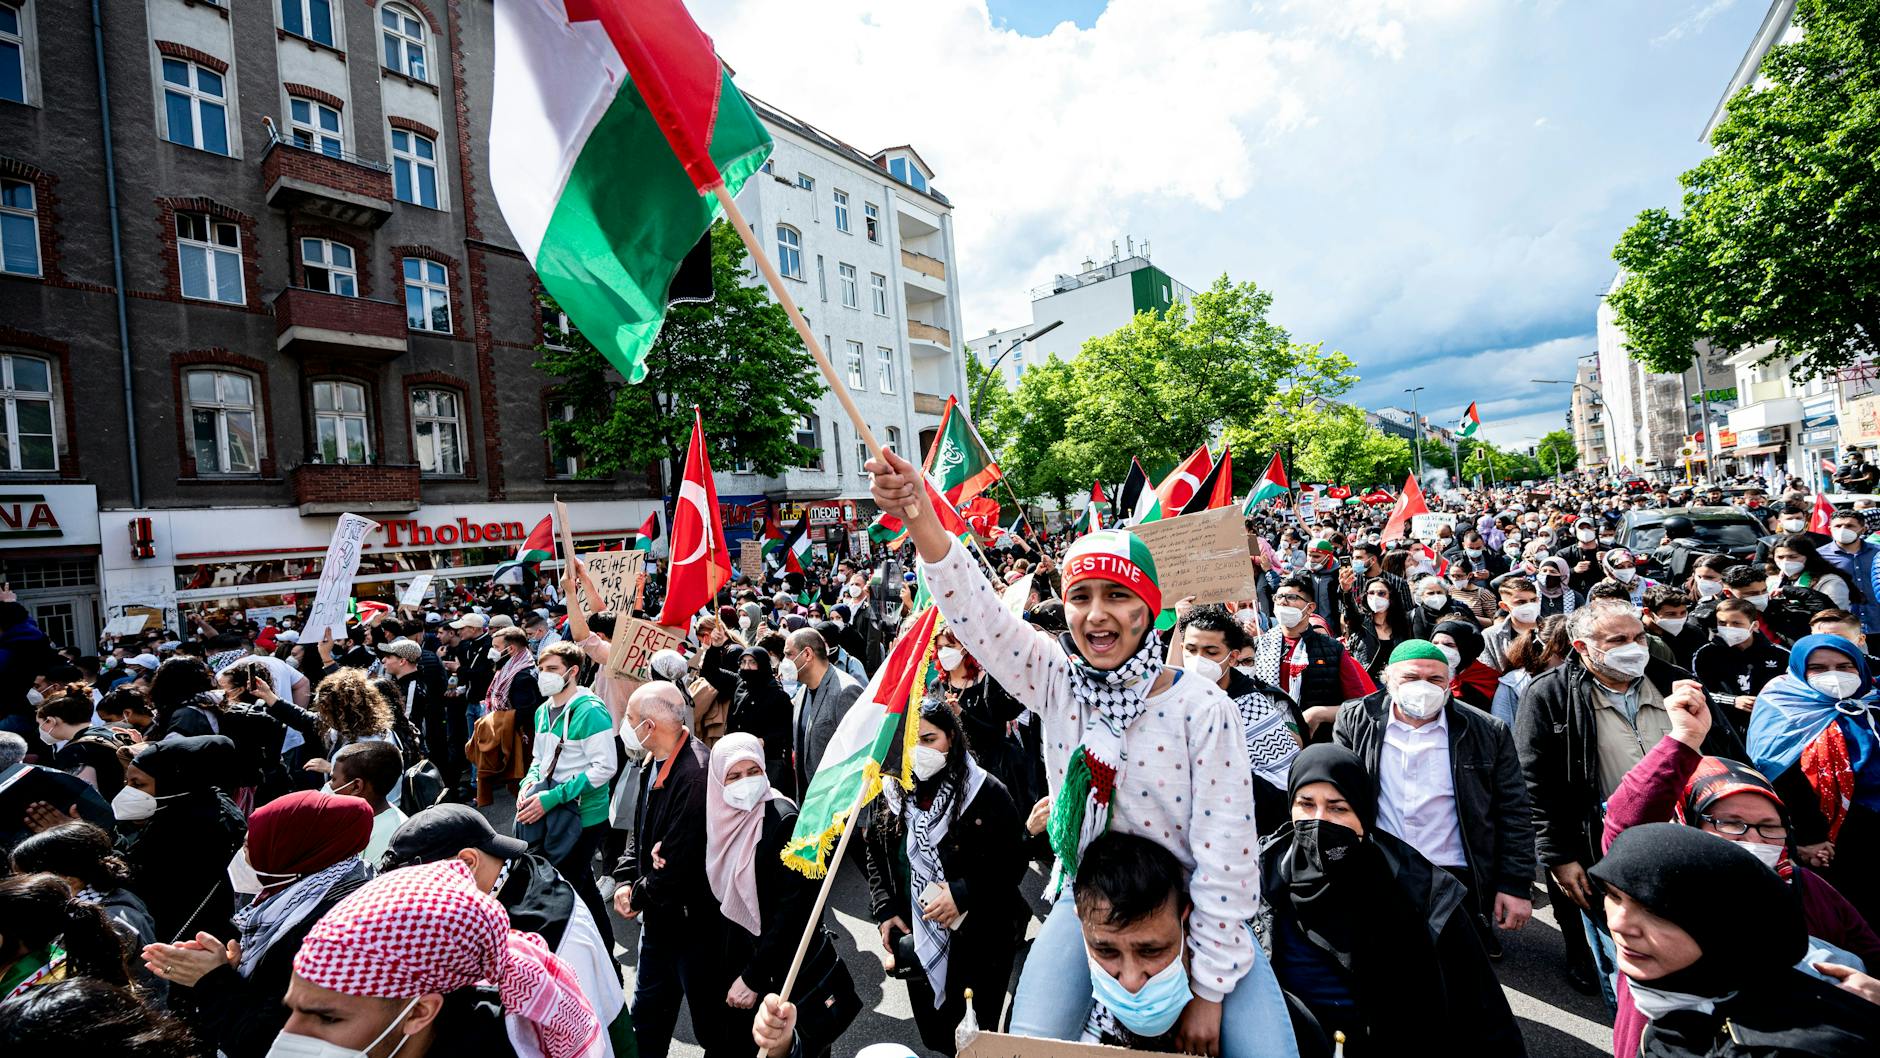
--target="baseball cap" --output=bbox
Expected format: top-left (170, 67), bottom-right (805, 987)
top-left (378, 803), bottom-right (528, 873)
top-left (424, 611), bottom-right (444, 626)
top-left (376, 638), bottom-right (420, 663)
top-left (450, 613), bottom-right (487, 631)
top-left (277, 630), bottom-right (301, 644)
top-left (127, 653), bottom-right (160, 672)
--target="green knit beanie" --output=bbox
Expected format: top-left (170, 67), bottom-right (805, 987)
top-left (1389, 639), bottom-right (1450, 666)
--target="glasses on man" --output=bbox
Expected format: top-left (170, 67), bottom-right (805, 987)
top-left (1273, 593), bottom-right (1312, 606)
top-left (1700, 815), bottom-right (1789, 842)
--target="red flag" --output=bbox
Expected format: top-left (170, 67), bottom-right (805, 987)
top-left (873, 470), bottom-right (973, 541)
top-left (1380, 475), bottom-right (1429, 543)
top-left (1325, 485), bottom-right (1351, 500)
top-left (1207, 447), bottom-right (1236, 510)
top-left (638, 511), bottom-right (661, 541)
top-left (1809, 492), bottom-right (1835, 535)
top-left (1359, 488), bottom-right (1394, 505)
top-left (656, 409), bottom-right (732, 626)
top-left (1157, 445), bottom-right (1214, 512)
top-left (564, 0), bottom-right (730, 191)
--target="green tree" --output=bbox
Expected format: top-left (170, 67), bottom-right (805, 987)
top-left (1608, 0), bottom-right (1880, 379)
top-left (535, 221), bottom-right (823, 487)
top-left (1535, 429), bottom-right (1579, 475)
top-left (989, 355), bottom-right (1088, 509)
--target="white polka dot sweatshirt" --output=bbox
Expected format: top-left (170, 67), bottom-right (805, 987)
top-left (921, 538), bottom-right (1261, 1002)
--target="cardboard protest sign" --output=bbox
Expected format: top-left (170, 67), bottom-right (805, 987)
top-left (999, 573), bottom-right (1034, 617)
top-left (957, 1029), bottom-right (1167, 1058)
top-left (399, 574), bottom-right (434, 608)
top-left (1410, 512), bottom-right (1458, 540)
top-left (740, 539), bottom-right (764, 584)
top-left (1129, 505), bottom-right (1256, 605)
top-left (583, 551), bottom-right (645, 614)
top-left (303, 513), bottom-right (378, 641)
top-left (103, 615), bottom-right (151, 637)
top-left (605, 616), bottom-right (682, 682)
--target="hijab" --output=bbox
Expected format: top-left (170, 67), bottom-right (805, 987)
top-left (132, 734), bottom-right (240, 796)
top-left (1588, 823), bottom-right (1804, 999)
top-left (1673, 756), bottom-right (1794, 880)
top-left (246, 789), bottom-right (373, 879)
top-left (1747, 635), bottom-right (1880, 829)
top-left (1433, 620), bottom-right (1485, 669)
top-left (704, 733), bottom-right (779, 936)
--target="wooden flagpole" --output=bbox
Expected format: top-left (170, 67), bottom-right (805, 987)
top-left (708, 183), bottom-right (918, 522)
top-left (761, 782), bottom-right (870, 1057)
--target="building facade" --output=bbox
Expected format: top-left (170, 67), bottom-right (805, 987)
top-left (1570, 353), bottom-right (1608, 471)
top-left (0, 0), bottom-right (965, 645)
top-left (967, 247), bottom-right (1195, 389)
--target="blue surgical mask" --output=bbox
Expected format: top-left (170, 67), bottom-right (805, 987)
top-left (1086, 938), bottom-right (1192, 1038)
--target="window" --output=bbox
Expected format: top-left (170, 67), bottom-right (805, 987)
top-left (760, 159), bottom-right (773, 174)
top-left (846, 341), bottom-right (864, 388)
top-left (548, 401), bottom-right (579, 477)
top-left (856, 432), bottom-right (867, 478)
top-left (877, 347), bottom-right (896, 394)
top-left (831, 420), bottom-right (843, 476)
top-left (776, 225), bottom-right (802, 280)
top-left (796, 172), bottom-right (813, 192)
top-left (403, 257), bottom-right (450, 332)
top-left (288, 96), bottom-right (341, 157)
top-left (870, 273), bottom-right (887, 316)
top-left (311, 380), bottom-right (370, 464)
top-left (380, 3), bottom-right (427, 82)
top-left (1014, 345), bottom-right (1025, 379)
top-left (162, 58), bottom-right (229, 155)
top-left (185, 369), bottom-right (260, 475)
top-left (300, 238), bottom-right (355, 296)
top-left (795, 414), bottom-right (822, 470)
top-left (390, 129), bottom-right (438, 208)
top-left (411, 388), bottom-right (464, 475)
top-left (0, 353), bottom-right (54, 471)
top-left (543, 307), bottom-right (571, 349)
top-left (0, 178), bottom-right (38, 277)
top-left (1, 2), bottom-right (28, 105)
top-left (279, 0), bottom-right (335, 48)
top-left (838, 263), bottom-right (858, 309)
top-left (863, 202), bottom-right (879, 243)
top-left (888, 157), bottom-right (928, 193)
top-left (815, 255), bottom-right (826, 302)
top-left (176, 212), bottom-right (244, 304)
top-left (833, 189), bottom-right (850, 233)
top-left (886, 426), bottom-right (901, 455)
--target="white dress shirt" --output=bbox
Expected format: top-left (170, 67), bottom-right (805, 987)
top-left (1375, 705), bottom-right (1468, 868)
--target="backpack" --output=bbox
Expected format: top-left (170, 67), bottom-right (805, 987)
top-left (217, 701), bottom-right (289, 796)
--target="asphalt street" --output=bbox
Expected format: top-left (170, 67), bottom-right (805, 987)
top-left (480, 789), bottom-right (1613, 1058)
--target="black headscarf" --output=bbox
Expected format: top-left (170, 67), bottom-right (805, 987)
top-left (1433, 620), bottom-right (1485, 669)
top-left (130, 734), bottom-right (240, 796)
top-left (1271, 745), bottom-right (1385, 962)
top-left (1589, 823), bottom-right (1805, 998)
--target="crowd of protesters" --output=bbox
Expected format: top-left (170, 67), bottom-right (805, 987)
top-left (1, 457), bottom-right (1878, 1056)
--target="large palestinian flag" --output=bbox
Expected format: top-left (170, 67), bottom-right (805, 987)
top-left (490, 0), bottom-right (772, 383)
top-left (1457, 402), bottom-right (1481, 439)
top-left (492, 515), bottom-right (555, 583)
top-left (923, 396), bottom-right (1003, 506)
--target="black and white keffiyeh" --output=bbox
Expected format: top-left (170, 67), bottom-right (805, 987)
top-left (231, 857), bottom-right (365, 977)
top-left (888, 755), bottom-right (988, 1008)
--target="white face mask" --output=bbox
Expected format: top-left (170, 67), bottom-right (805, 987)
top-left (265, 996), bottom-right (420, 1058)
top-left (111, 785), bottom-right (158, 822)
top-left (1610, 567), bottom-right (1637, 584)
top-left (1776, 559), bottom-right (1804, 577)
top-left (1717, 625), bottom-right (1754, 647)
top-left (1739, 840), bottom-right (1786, 869)
top-left (1393, 679), bottom-right (1448, 720)
top-left (1576, 527), bottom-right (1596, 542)
top-left (1694, 579), bottom-right (1725, 598)
top-left (936, 646), bottom-right (964, 672)
top-left (25, 687), bottom-right (43, 708)
top-left (1780, 518), bottom-right (1807, 533)
top-left (723, 775), bottom-right (769, 812)
top-left (1833, 527), bottom-right (1861, 546)
top-left (846, 583), bottom-right (865, 598)
top-left (912, 745), bottom-right (948, 781)
top-left (1435, 644), bottom-right (1462, 671)
top-left (1421, 594), bottom-right (1449, 611)
top-left (620, 716), bottom-right (653, 754)
top-left (535, 670), bottom-right (566, 697)
top-left (487, 647), bottom-right (505, 661)
top-left (1594, 642), bottom-right (1651, 679)
top-left (1655, 616), bottom-right (1687, 636)
top-left (1366, 595), bottom-right (1392, 614)
top-left (1744, 592), bottom-right (1771, 611)
top-left (228, 846), bottom-right (300, 897)
top-left (1807, 670), bottom-right (1862, 700)
top-left (1274, 605), bottom-right (1305, 629)
top-left (1184, 655), bottom-right (1223, 685)
top-left (778, 659), bottom-right (799, 685)
top-left (1510, 602), bottom-right (1541, 623)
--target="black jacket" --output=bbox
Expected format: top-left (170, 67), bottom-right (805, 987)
top-left (1639, 966), bottom-right (1880, 1057)
top-left (0, 762), bottom-right (115, 852)
top-left (1515, 656), bottom-right (1746, 871)
top-left (1333, 691), bottom-right (1537, 902)
top-left (726, 800), bottom-right (844, 996)
top-left (1691, 639), bottom-right (1789, 717)
top-left (614, 732), bottom-right (711, 921)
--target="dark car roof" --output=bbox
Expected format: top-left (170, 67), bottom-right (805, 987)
top-left (1620, 506), bottom-right (1759, 524)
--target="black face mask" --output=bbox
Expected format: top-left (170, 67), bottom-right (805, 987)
top-left (1289, 817), bottom-right (1364, 883)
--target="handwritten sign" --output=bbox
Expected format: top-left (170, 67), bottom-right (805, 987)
top-left (957, 1030), bottom-right (1166, 1058)
top-left (605, 616), bottom-right (682, 682)
top-left (399, 574), bottom-right (434, 608)
top-left (583, 551), bottom-right (645, 614)
top-left (739, 539), bottom-right (764, 583)
top-left (1129, 505), bottom-right (1255, 605)
top-left (1410, 512), bottom-right (1458, 541)
top-left (303, 513), bottom-right (378, 642)
top-left (103, 615), bottom-right (151, 637)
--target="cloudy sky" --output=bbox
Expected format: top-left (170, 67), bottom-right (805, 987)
top-left (691, 0), bottom-right (1772, 449)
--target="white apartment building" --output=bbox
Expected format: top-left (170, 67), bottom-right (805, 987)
top-left (716, 100), bottom-right (969, 535)
top-left (968, 247), bottom-right (1196, 389)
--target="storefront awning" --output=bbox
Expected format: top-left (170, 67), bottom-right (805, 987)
top-left (1729, 444), bottom-right (1784, 457)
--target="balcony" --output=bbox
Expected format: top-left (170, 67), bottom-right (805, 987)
top-left (894, 196), bottom-right (942, 238)
top-left (913, 392), bottom-right (948, 415)
top-left (901, 249), bottom-right (947, 302)
top-left (900, 249), bottom-right (946, 282)
top-left (273, 287), bottom-right (408, 360)
top-left (260, 138), bottom-right (395, 227)
top-left (290, 462), bottom-right (421, 516)
top-left (907, 319), bottom-right (951, 357)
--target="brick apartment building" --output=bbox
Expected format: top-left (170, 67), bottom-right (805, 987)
top-left (0, 0), bottom-right (967, 645)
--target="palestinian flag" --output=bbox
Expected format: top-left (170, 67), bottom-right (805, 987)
top-left (1380, 474), bottom-right (1429, 543)
top-left (1181, 447), bottom-right (1233, 516)
top-left (1244, 451), bottom-right (1289, 512)
top-left (872, 470), bottom-right (974, 544)
top-left (627, 511), bottom-right (659, 553)
top-left (866, 513), bottom-right (906, 548)
top-left (490, 0), bottom-right (772, 384)
top-left (774, 516), bottom-right (811, 577)
top-left (492, 515), bottom-right (556, 583)
top-left (783, 605), bottom-right (941, 877)
top-left (923, 396), bottom-right (1003, 506)
top-left (1157, 445), bottom-right (1213, 513)
top-left (760, 509), bottom-right (789, 567)
top-left (1457, 402), bottom-right (1480, 439)
top-left (1071, 481), bottom-right (1108, 536)
top-left (1116, 457), bottom-right (1163, 526)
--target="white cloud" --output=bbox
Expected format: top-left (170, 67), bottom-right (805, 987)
top-left (1654, 0), bottom-right (1743, 46)
top-left (1353, 334), bottom-right (1594, 448)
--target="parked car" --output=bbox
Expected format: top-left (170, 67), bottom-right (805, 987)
top-left (1619, 505), bottom-right (1765, 573)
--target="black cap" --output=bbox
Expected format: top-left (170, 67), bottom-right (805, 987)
top-left (379, 803), bottom-right (528, 872)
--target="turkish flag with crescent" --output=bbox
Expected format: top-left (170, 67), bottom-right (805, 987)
top-left (657, 408), bottom-right (732, 627)
top-left (1379, 474), bottom-right (1429, 543)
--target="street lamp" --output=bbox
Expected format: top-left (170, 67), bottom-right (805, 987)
top-left (1405, 387), bottom-right (1426, 478)
top-left (971, 319), bottom-right (1062, 410)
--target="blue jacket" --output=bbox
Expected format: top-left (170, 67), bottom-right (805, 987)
top-left (1820, 539), bottom-right (1880, 632)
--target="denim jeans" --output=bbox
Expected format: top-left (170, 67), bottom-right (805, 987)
top-left (1011, 890), bottom-right (1301, 1058)
top-left (1580, 906), bottom-right (1620, 1010)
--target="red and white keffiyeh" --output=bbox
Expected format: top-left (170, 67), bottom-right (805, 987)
top-left (293, 859), bottom-right (602, 1058)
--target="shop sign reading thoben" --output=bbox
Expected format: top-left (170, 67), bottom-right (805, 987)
top-left (379, 518), bottom-right (528, 547)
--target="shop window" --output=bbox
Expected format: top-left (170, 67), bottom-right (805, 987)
top-left (412, 387), bottom-right (464, 476)
top-left (185, 368), bottom-right (261, 475)
top-left (0, 352), bottom-right (56, 471)
top-left (311, 379), bottom-right (370, 464)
